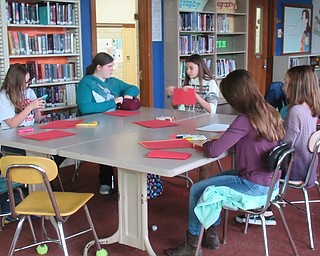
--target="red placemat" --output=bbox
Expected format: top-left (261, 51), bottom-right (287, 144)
top-left (139, 139), bottom-right (192, 149)
top-left (172, 87), bottom-right (196, 105)
top-left (134, 119), bottom-right (178, 128)
top-left (21, 130), bottom-right (76, 141)
top-left (40, 119), bottom-right (83, 129)
top-left (104, 110), bottom-right (141, 117)
top-left (147, 150), bottom-right (192, 160)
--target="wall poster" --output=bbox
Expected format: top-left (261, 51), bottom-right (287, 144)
top-left (283, 4), bottom-right (313, 54)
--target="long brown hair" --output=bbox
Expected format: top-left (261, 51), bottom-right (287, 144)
top-left (183, 54), bottom-right (215, 91)
top-left (0, 64), bottom-right (29, 109)
top-left (285, 65), bottom-right (320, 117)
top-left (220, 69), bottom-right (285, 141)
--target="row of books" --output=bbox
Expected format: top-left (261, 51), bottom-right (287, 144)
top-left (180, 58), bottom-right (212, 79)
top-left (217, 14), bottom-right (232, 33)
top-left (289, 58), bottom-right (301, 68)
top-left (179, 35), bottom-right (215, 55)
top-left (6, 2), bottom-right (74, 25)
top-left (179, 12), bottom-right (215, 32)
top-left (41, 110), bottom-right (78, 123)
top-left (25, 62), bottom-right (77, 84)
top-left (34, 84), bottom-right (77, 106)
top-left (216, 58), bottom-right (236, 78)
top-left (8, 31), bottom-right (75, 56)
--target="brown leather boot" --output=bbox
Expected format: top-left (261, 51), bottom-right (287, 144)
top-left (166, 230), bottom-right (202, 256)
top-left (202, 226), bottom-right (220, 250)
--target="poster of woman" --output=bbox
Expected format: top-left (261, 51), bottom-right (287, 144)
top-left (283, 5), bottom-right (312, 54)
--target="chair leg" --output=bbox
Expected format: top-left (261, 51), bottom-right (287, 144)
top-left (83, 204), bottom-right (103, 252)
top-left (9, 216), bottom-right (26, 256)
top-left (244, 214), bottom-right (250, 234)
top-left (222, 209), bottom-right (228, 244)
top-left (273, 203), bottom-right (299, 255)
top-left (195, 226), bottom-right (205, 256)
top-left (302, 188), bottom-right (315, 249)
top-left (57, 221), bottom-right (69, 256)
top-left (260, 215), bottom-right (269, 256)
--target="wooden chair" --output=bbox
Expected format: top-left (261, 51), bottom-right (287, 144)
top-left (0, 155), bottom-right (107, 256)
top-left (195, 141), bottom-right (298, 256)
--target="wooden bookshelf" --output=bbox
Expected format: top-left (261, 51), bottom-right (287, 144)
top-left (0, 0), bottom-right (82, 120)
top-left (163, 0), bottom-right (248, 108)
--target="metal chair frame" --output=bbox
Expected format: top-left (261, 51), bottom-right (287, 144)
top-left (279, 130), bottom-right (320, 250)
top-left (195, 141), bottom-right (299, 256)
top-left (1, 156), bottom-right (104, 256)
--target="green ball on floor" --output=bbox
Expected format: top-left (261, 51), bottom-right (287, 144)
top-left (36, 244), bottom-right (48, 255)
top-left (96, 248), bottom-right (108, 256)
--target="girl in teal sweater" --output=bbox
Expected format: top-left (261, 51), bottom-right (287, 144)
top-left (77, 52), bottom-right (140, 195)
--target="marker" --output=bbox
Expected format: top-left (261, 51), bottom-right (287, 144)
top-left (18, 127), bottom-right (35, 134)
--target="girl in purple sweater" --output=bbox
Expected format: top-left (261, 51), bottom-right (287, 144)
top-left (166, 70), bottom-right (285, 256)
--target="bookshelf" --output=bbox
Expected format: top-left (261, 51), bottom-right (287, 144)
top-left (273, 53), bottom-right (320, 82)
top-left (0, 0), bottom-right (82, 121)
top-left (164, 0), bottom-right (248, 108)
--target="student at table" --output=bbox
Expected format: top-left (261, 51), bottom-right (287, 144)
top-left (237, 65), bottom-right (320, 226)
top-left (165, 69), bottom-right (285, 256)
top-left (166, 54), bottom-right (220, 181)
top-left (77, 52), bottom-right (140, 195)
top-left (0, 64), bottom-right (45, 155)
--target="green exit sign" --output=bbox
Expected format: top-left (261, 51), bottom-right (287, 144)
top-left (216, 40), bottom-right (227, 48)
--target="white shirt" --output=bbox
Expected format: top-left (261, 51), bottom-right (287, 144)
top-left (0, 88), bottom-right (37, 130)
top-left (178, 77), bottom-right (220, 114)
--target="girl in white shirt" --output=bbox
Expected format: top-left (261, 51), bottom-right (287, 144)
top-left (166, 54), bottom-right (220, 114)
top-left (166, 54), bottom-right (220, 180)
top-left (0, 64), bottom-right (45, 130)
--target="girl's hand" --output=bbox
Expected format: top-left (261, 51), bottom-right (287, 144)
top-left (115, 97), bottom-right (124, 104)
top-left (182, 85), bottom-right (193, 91)
top-left (123, 95), bottom-right (133, 99)
top-left (30, 98), bottom-right (46, 110)
top-left (166, 86), bottom-right (176, 97)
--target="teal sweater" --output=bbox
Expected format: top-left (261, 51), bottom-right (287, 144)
top-left (77, 75), bottom-right (140, 115)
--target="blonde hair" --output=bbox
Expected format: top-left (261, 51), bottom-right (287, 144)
top-left (220, 69), bottom-right (285, 141)
top-left (286, 65), bottom-right (320, 117)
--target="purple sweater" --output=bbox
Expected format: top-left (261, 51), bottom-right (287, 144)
top-left (203, 114), bottom-right (279, 186)
top-left (283, 105), bottom-right (318, 187)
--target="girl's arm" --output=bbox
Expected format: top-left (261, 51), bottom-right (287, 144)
top-left (203, 115), bottom-right (249, 158)
top-left (4, 98), bottom-right (45, 128)
top-left (196, 94), bottom-right (211, 112)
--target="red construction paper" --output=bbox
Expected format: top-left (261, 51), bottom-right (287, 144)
top-left (134, 120), bottom-right (178, 128)
top-left (147, 150), bottom-right (192, 160)
top-left (21, 130), bottom-right (76, 141)
top-left (104, 110), bottom-right (141, 117)
top-left (139, 139), bottom-right (192, 149)
top-left (172, 87), bottom-right (196, 105)
top-left (40, 119), bottom-right (83, 129)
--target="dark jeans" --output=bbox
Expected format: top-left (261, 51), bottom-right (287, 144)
top-left (99, 165), bottom-right (114, 187)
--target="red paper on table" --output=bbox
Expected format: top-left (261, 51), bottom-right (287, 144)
top-left (134, 120), bottom-right (178, 128)
top-left (104, 110), bottom-right (141, 117)
top-left (147, 150), bottom-right (192, 160)
top-left (40, 119), bottom-right (83, 129)
top-left (21, 130), bottom-right (76, 141)
top-left (139, 139), bottom-right (192, 149)
top-left (172, 87), bottom-right (196, 105)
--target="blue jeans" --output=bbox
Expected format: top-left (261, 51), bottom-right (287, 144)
top-left (188, 170), bottom-right (271, 235)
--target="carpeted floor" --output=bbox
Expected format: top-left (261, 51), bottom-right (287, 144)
top-left (1, 157), bottom-right (320, 256)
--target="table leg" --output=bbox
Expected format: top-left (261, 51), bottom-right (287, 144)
top-left (83, 168), bottom-right (156, 256)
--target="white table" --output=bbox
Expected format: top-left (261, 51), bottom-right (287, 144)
top-left (57, 113), bottom-right (236, 255)
top-left (0, 107), bottom-right (206, 155)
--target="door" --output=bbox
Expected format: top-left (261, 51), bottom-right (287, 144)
top-left (247, 0), bottom-right (277, 95)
